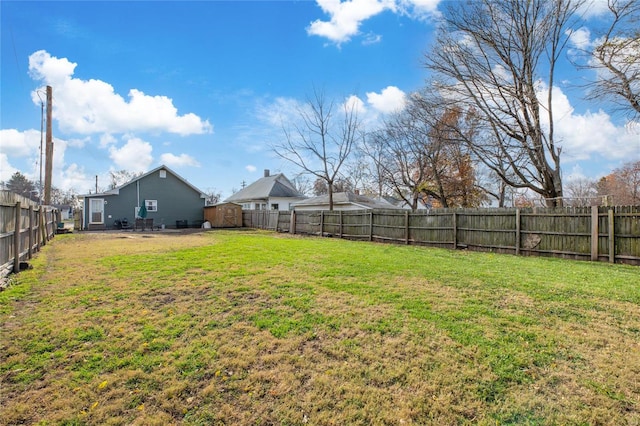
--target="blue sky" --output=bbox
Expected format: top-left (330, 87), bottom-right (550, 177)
top-left (1, 0), bottom-right (638, 199)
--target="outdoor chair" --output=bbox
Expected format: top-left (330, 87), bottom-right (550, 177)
top-left (144, 218), bottom-right (154, 231)
top-left (135, 218), bottom-right (145, 231)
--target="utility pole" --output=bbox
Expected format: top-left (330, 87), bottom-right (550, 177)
top-left (43, 85), bottom-right (53, 205)
top-left (36, 90), bottom-right (45, 205)
top-left (95, 175), bottom-right (98, 194)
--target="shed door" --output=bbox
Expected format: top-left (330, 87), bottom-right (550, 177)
top-left (89, 199), bottom-right (104, 224)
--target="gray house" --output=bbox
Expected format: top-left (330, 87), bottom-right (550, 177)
top-left (225, 169), bottom-right (306, 210)
top-left (82, 165), bottom-right (207, 230)
top-left (292, 191), bottom-right (398, 211)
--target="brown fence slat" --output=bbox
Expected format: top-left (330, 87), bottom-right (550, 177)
top-left (1, 193), bottom-right (58, 284)
top-left (242, 206), bottom-right (640, 265)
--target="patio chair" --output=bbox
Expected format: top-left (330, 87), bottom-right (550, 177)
top-left (120, 218), bottom-right (132, 230)
top-left (144, 218), bottom-right (154, 231)
top-left (135, 218), bottom-right (144, 231)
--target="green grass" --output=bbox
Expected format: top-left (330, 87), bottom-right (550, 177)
top-left (1, 230), bottom-right (639, 425)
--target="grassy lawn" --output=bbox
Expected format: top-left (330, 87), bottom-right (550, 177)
top-left (1, 230), bottom-right (639, 425)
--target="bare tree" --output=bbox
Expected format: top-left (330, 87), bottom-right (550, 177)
top-left (366, 91), bottom-right (486, 210)
top-left (312, 176), bottom-right (353, 196)
top-left (273, 89), bottom-right (361, 210)
top-left (204, 187), bottom-right (222, 206)
top-left (291, 174), bottom-right (313, 196)
top-left (426, 0), bottom-right (584, 207)
top-left (109, 170), bottom-right (142, 189)
top-left (565, 177), bottom-right (598, 206)
top-left (582, 0), bottom-right (640, 119)
top-left (341, 150), bottom-right (371, 194)
top-left (596, 160), bottom-right (640, 205)
top-left (367, 104), bottom-right (435, 210)
top-left (360, 131), bottom-right (390, 198)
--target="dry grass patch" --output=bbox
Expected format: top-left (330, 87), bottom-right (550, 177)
top-left (1, 230), bottom-right (639, 425)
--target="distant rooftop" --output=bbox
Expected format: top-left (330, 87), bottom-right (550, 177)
top-left (293, 191), bottom-right (397, 209)
top-left (225, 170), bottom-right (305, 202)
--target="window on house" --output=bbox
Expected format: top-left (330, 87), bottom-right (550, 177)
top-left (159, 170), bottom-right (167, 178)
top-left (146, 200), bottom-right (158, 212)
top-left (271, 204), bottom-right (279, 210)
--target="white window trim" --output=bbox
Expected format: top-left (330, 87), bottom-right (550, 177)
top-left (89, 198), bottom-right (105, 224)
top-left (146, 199), bottom-right (158, 212)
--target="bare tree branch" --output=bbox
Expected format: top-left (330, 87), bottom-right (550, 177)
top-left (426, 0), bottom-right (584, 207)
top-left (272, 88), bottom-right (361, 210)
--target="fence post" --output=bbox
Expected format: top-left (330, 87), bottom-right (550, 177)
top-left (28, 205), bottom-right (34, 259)
top-left (40, 208), bottom-right (47, 246)
top-left (591, 205), bottom-right (599, 261)
top-left (405, 210), bottom-right (409, 245)
top-left (320, 211), bottom-right (324, 236)
top-left (452, 211), bottom-right (457, 249)
top-left (13, 202), bottom-right (21, 273)
top-left (289, 210), bottom-right (296, 234)
top-left (608, 209), bottom-right (615, 264)
top-left (369, 211), bottom-right (373, 241)
top-left (515, 208), bottom-right (521, 256)
top-left (339, 210), bottom-right (343, 238)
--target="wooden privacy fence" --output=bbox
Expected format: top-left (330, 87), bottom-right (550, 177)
top-left (1, 192), bottom-right (59, 281)
top-left (243, 206), bottom-right (640, 265)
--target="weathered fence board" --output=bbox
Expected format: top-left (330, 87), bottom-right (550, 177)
top-left (243, 205), bottom-right (640, 265)
top-left (0, 191), bottom-right (58, 285)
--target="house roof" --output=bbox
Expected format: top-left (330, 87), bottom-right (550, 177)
top-left (292, 192), bottom-right (398, 210)
top-left (82, 165), bottom-right (206, 198)
top-left (225, 173), bottom-right (305, 202)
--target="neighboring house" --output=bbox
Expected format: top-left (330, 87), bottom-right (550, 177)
top-left (81, 165), bottom-right (207, 230)
top-left (224, 169), bottom-right (306, 210)
top-left (292, 191), bottom-right (398, 211)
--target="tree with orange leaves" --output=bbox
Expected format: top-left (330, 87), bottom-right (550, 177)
top-left (596, 160), bottom-right (640, 205)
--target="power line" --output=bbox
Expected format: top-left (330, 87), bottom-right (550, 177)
top-left (9, 25), bottom-right (26, 92)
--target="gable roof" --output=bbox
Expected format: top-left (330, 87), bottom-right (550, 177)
top-left (292, 192), bottom-right (398, 210)
top-left (83, 165), bottom-right (206, 198)
top-left (225, 173), bottom-right (305, 202)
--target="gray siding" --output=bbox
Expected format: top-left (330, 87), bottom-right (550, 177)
top-left (84, 168), bottom-right (205, 229)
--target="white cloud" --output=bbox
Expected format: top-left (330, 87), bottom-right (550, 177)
top-left (567, 27), bottom-right (592, 50)
top-left (0, 128), bottom-right (86, 191)
top-left (307, 0), bottom-right (396, 45)
top-left (28, 50), bottom-right (212, 136)
top-left (56, 163), bottom-right (90, 192)
top-left (566, 164), bottom-right (587, 181)
top-left (99, 133), bottom-right (117, 148)
top-left (399, 0), bottom-right (441, 19)
top-left (0, 128), bottom-right (42, 157)
top-left (0, 154), bottom-right (19, 182)
top-left (258, 96), bottom-right (304, 128)
top-left (579, 0), bottom-right (612, 18)
top-left (246, 165), bottom-right (257, 173)
top-left (362, 33), bottom-right (382, 45)
top-left (29, 51), bottom-right (76, 86)
top-left (160, 153), bottom-right (201, 168)
top-left (538, 84), bottom-right (640, 162)
top-left (307, 0), bottom-right (441, 44)
top-left (109, 137), bottom-right (153, 172)
top-left (366, 86), bottom-right (406, 113)
top-left (344, 95), bottom-right (367, 115)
